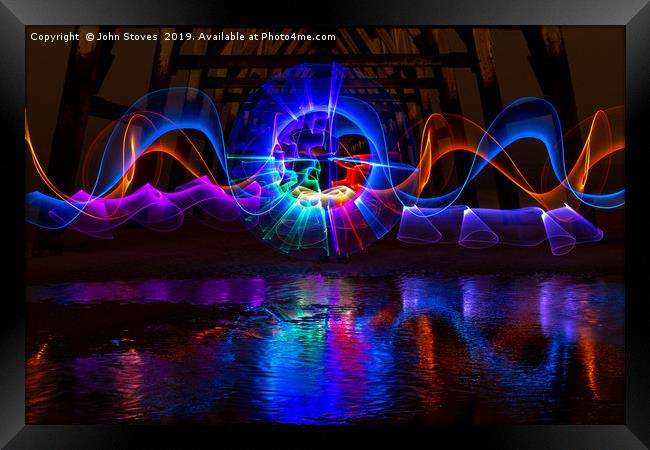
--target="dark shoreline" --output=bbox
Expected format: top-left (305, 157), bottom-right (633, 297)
top-left (26, 220), bottom-right (624, 284)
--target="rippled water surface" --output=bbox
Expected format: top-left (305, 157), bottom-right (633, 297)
top-left (26, 273), bottom-right (624, 424)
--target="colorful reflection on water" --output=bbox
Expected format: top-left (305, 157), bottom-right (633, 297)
top-left (26, 274), bottom-right (624, 424)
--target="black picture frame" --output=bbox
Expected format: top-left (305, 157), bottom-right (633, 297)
top-left (1, 0), bottom-right (648, 448)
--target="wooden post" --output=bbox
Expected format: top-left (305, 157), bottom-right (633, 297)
top-left (132, 27), bottom-right (179, 190)
top-left (523, 26), bottom-right (596, 221)
top-left (461, 28), bottom-right (521, 210)
top-left (523, 26), bottom-right (582, 158)
top-left (429, 28), bottom-right (480, 206)
top-left (32, 26), bottom-right (115, 255)
top-left (167, 27), bottom-right (213, 190)
top-left (45, 26), bottom-right (114, 196)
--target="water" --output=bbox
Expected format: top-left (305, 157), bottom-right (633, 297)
top-left (26, 273), bottom-right (624, 424)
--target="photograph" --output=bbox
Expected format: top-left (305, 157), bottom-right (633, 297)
top-left (1, 1), bottom-right (649, 448)
top-left (24, 25), bottom-right (625, 424)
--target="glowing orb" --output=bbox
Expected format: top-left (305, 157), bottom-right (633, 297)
top-left (226, 64), bottom-right (417, 258)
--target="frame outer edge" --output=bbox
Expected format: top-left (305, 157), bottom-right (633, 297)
top-left (626, 1), bottom-right (650, 447)
top-left (1, 0), bottom-right (647, 447)
top-left (0, 1), bottom-right (26, 448)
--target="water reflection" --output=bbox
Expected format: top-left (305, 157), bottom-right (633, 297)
top-left (26, 273), bottom-right (624, 424)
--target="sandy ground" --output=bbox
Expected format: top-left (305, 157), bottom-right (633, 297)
top-left (25, 219), bottom-right (624, 284)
